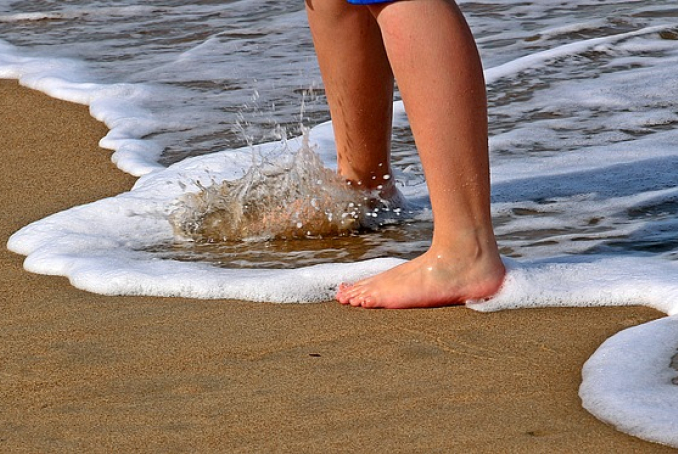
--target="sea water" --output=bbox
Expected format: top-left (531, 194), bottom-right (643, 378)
top-left (2, 0), bottom-right (678, 447)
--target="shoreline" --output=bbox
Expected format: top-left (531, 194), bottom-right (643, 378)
top-left (1, 79), bottom-right (675, 452)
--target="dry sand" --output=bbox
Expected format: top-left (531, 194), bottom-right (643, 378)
top-left (1, 79), bottom-right (675, 453)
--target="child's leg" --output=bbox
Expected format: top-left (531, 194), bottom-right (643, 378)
top-left (305, 0), bottom-right (395, 192)
top-left (335, 0), bottom-right (505, 308)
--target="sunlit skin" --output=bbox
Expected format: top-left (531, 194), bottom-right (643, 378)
top-left (305, 0), bottom-right (505, 308)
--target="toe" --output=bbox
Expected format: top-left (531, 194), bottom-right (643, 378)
top-left (336, 283), bottom-right (353, 304)
top-left (359, 295), bottom-right (376, 308)
top-left (348, 295), bottom-right (364, 307)
top-left (338, 282), bottom-right (353, 292)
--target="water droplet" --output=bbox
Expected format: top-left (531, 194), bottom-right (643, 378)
top-left (169, 130), bottom-right (407, 242)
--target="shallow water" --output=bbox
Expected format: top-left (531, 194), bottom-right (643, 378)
top-left (3, 1), bottom-right (678, 266)
top-left (3, 0), bottom-right (678, 447)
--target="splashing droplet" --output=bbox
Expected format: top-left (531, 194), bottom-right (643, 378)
top-left (169, 130), bottom-right (405, 242)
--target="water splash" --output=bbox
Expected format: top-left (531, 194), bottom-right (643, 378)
top-left (169, 131), bottom-right (407, 242)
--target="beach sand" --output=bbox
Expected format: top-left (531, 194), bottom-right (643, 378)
top-left (1, 79), bottom-right (675, 453)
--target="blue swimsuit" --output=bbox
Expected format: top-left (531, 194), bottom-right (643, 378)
top-left (347, 0), bottom-right (396, 4)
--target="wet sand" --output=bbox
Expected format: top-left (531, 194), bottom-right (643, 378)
top-left (1, 79), bottom-right (675, 453)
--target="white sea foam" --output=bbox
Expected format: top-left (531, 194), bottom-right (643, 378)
top-left (3, 1), bottom-right (678, 447)
top-left (470, 257), bottom-right (678, 315)
top-left (484, 25), bottom-right (672, 85)
top-left (0, 6), bottom-right (166, 23)
top-left (473, 255), bottom-right (678, 449)
top-left (580, 316), bottom-right (678, 448)
top-left (0, 39), bottom-right (165, 176)
top-left (6, 129), bottom-right (408, 302)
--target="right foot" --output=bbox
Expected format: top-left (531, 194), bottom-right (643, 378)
top-left (336, 242), bottom-right (505, 309)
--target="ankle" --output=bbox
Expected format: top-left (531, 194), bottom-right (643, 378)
top-left (431, 227), bottom-right (501, 262)
top-left (341, 170), bottom-right (404, 206)
top-left (339, 164), bottom-right (393, 191)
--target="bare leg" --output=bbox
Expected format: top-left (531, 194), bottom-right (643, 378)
top-left (305, 0), bottom-right (395, 193)
top-left (308, 0), bottom-right (505, 308)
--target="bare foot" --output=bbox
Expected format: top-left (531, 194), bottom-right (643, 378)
top-left (336, 246), bottom-right (506, 309)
